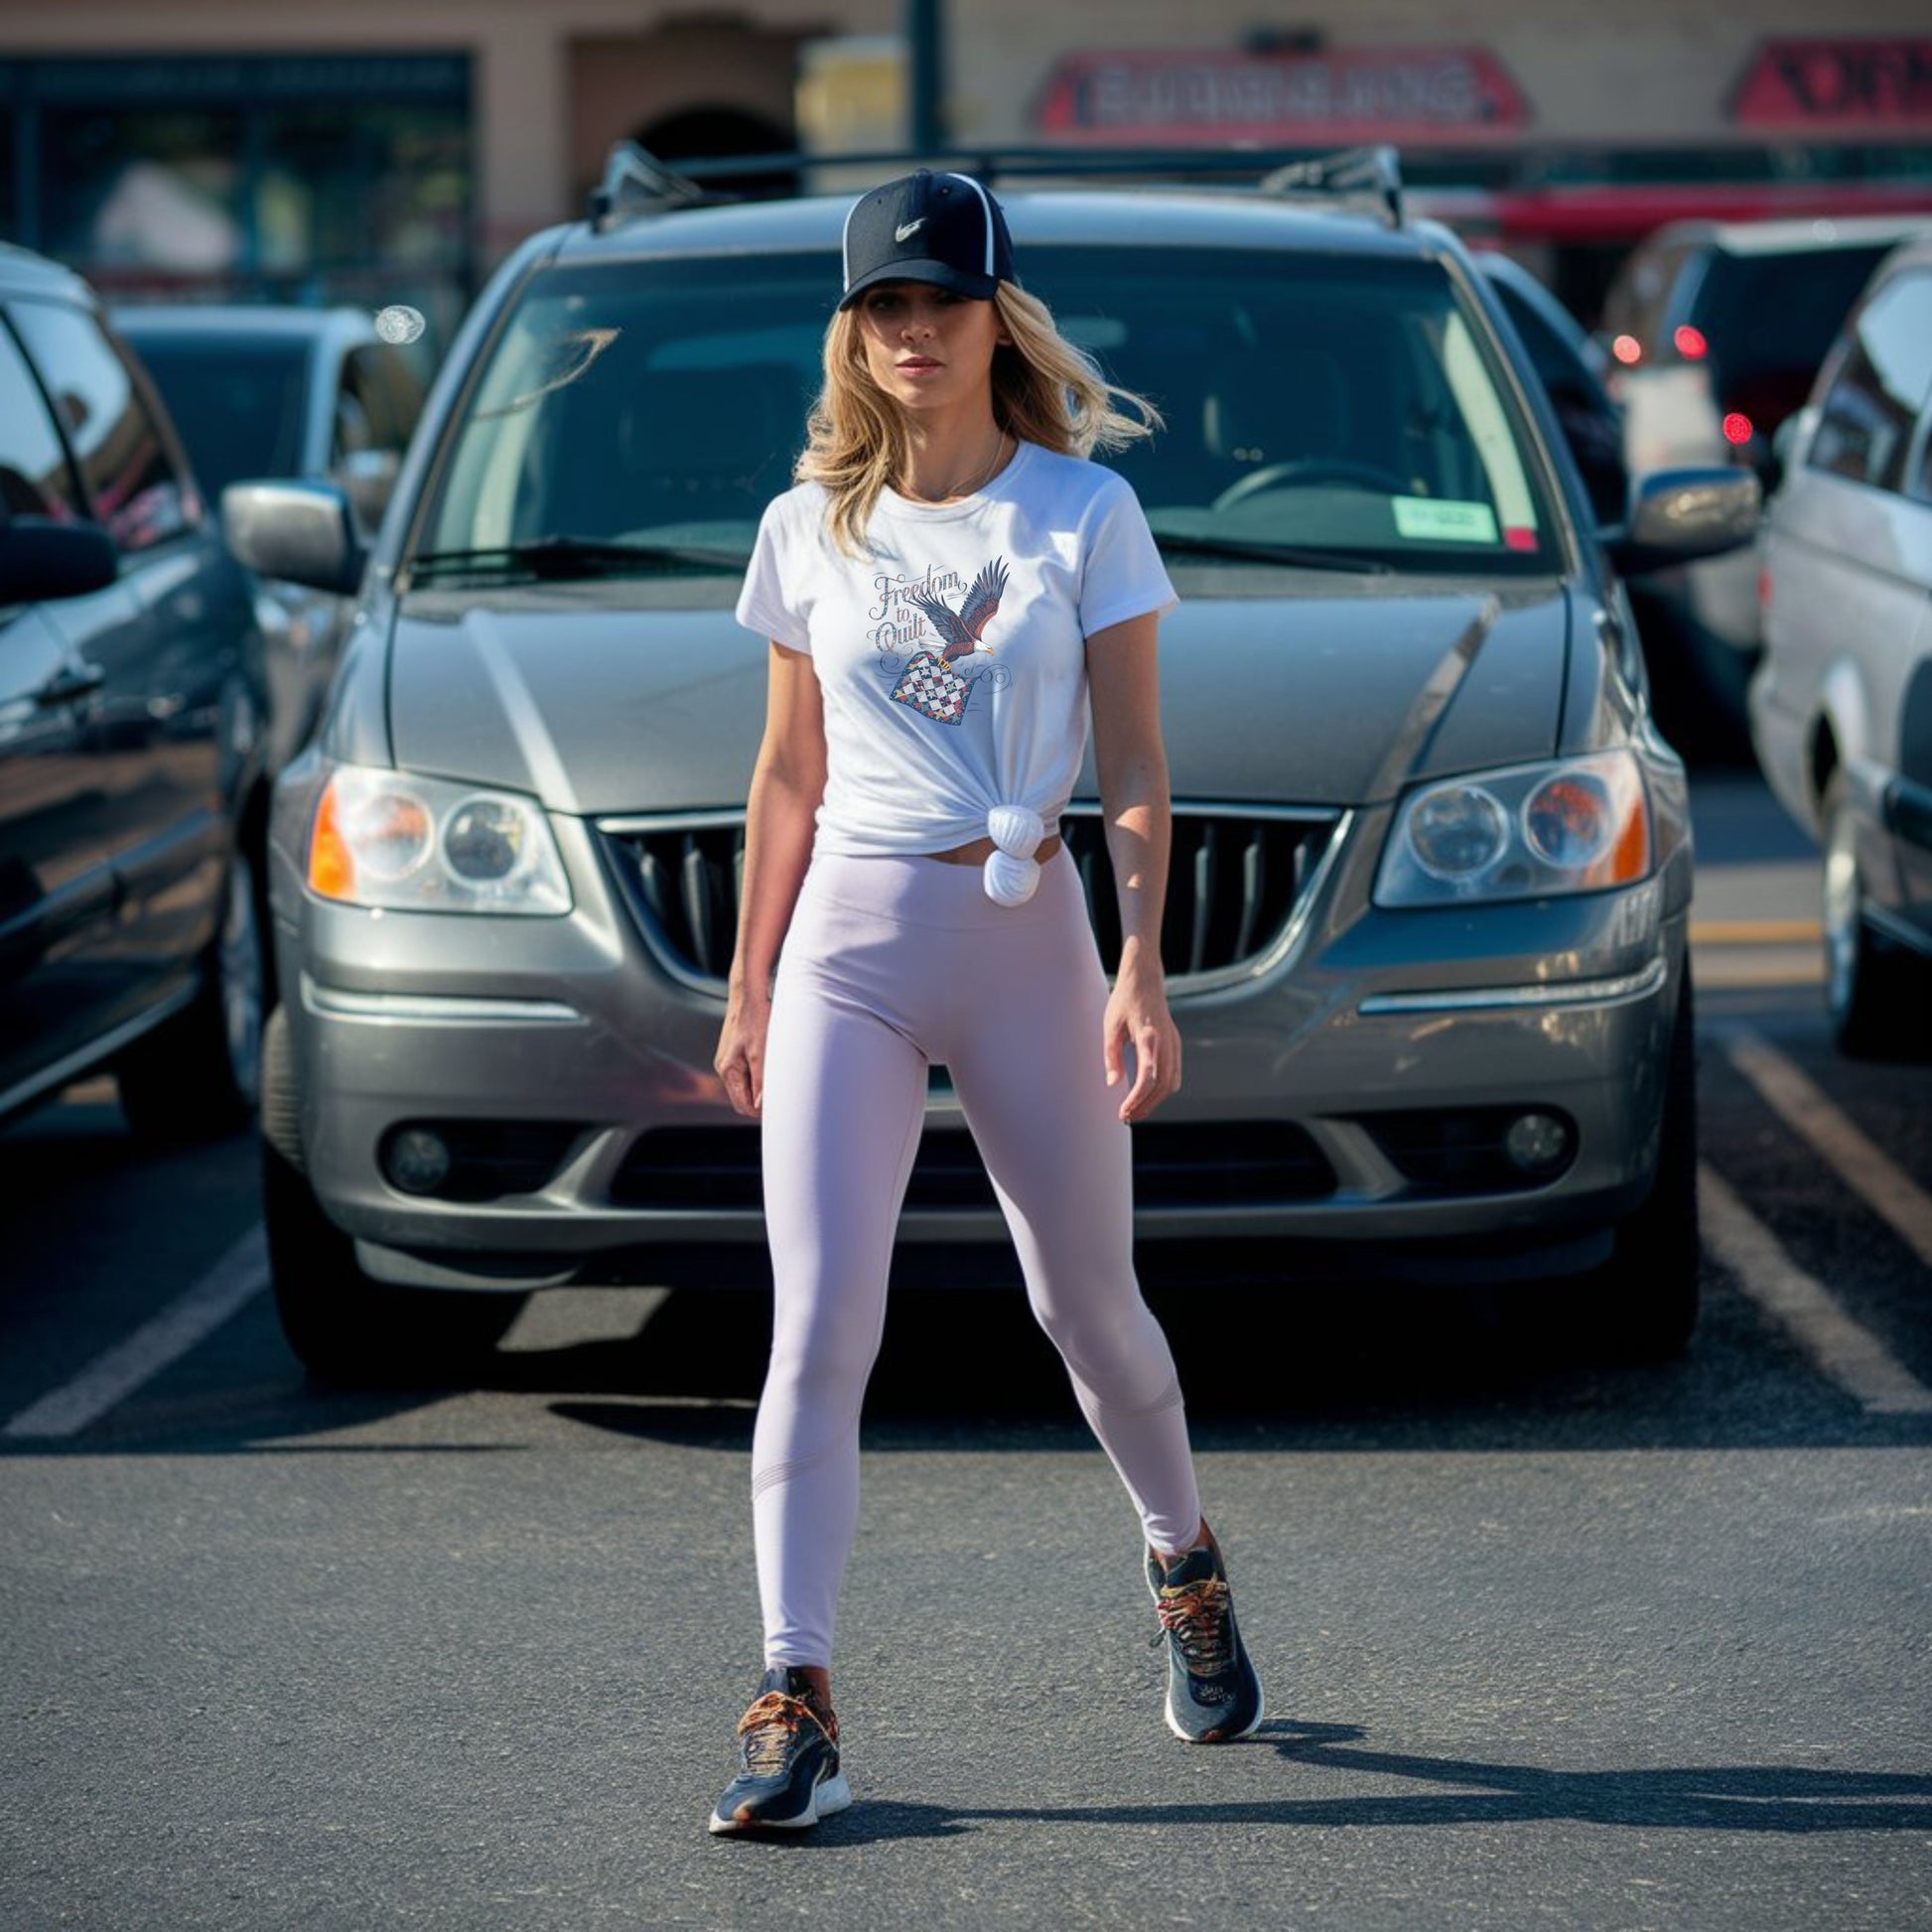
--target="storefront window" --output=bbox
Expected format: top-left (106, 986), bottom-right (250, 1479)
top-left (41, 107), bottom-right (245, 272)
top-left (4, 56), bottom-right (474, 349)
top-left (257, 104), bottom-right (469, 274)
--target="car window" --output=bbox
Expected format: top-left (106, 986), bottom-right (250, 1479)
top-left (5, 299), bottom-right (195, 553)
top-left (117, 335), bottom-right (309, 496)
top-left (1685, 244), bottom-right (1901, 428)
top-left (1809, 272), bottom-right (1932, 494)
top-left (0, 317), bottom-right (87, 522)
top-left (1600, 235), bottom-right (1697, 351)
top-left (1910, 395), bottom-right (1932, 505)
top-left (417, 247), bottom-right (1564, 580)
top-left (339, 343), bottom-right (427, 463)
top-left (1492, 278), bottom-right (1572, 390)
top-left (1481, 271), bottom-right (1626, 527)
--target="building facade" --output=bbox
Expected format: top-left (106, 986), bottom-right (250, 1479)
top-left (1, 1), bottom-right (1927, 338)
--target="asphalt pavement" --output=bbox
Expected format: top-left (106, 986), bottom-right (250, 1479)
top-left (2, 771), bottom-right (1928, 1932)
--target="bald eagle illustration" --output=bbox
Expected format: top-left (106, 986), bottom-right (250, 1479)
top-left (906, 559), bottom-right (1008, 663)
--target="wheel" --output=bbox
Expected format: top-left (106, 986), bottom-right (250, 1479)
top-left (1210, 459), bottom-right (1414, 514)
top-left (117, 845), bottom-right (265, 1141)
top-left (1592, 967), bottom-right (1701, 1362)
top-left (258, 1012), bottom-right (521, 1386)
top-left (1821, 771), bottom-right (1932, 1059)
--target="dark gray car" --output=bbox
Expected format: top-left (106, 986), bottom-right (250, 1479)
top-left (228, 156), bottom-right (1758, 1381)
top-left (0, 244), bottom-right (271, 1138)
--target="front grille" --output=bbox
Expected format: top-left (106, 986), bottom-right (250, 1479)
top-left (609, 1120), bottom-right (1334, 1211)
top-left (598, 803), bottom-right (1340, 993)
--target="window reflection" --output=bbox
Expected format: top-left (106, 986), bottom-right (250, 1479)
top-left (7, 302), bottom-right (191, 552)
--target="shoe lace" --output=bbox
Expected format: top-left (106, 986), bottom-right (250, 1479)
top-left (1150, 1577), bottom-right (1234, 1676)
top-left (735, 1691), bottom-right (836, 1777)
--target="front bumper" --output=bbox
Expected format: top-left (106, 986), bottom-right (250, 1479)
top-left (274, 805), bottom-right (1687, 1292)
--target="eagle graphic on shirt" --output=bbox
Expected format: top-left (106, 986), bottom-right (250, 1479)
top-left (890, 558), bottom-right (1008, 727)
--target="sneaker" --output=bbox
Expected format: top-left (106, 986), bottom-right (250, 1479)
top-left (1146, 1537), bottom-right (1265, 1743)
top-left (708, 1667), bottom-right (852, 1836)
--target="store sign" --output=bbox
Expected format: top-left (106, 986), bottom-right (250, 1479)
top-left (1731, 39), bottom-right (1932, 127)
top-left (1034, 48), bottom-right (1530, 145)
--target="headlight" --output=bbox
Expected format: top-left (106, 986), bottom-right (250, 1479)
top-left (1375, 751), bottom-right (1651, 907)
top-left (307, 764), bottom-right (572, 914)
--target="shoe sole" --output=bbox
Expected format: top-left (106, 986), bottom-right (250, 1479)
top-left (708, 1768), bottom-right (852, 1836)
top-left (1166, 1678), bottom-right (1265, 1745)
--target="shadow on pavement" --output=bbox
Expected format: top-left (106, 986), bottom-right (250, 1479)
top-left (759, 1723), bottom-right (1932, 1845)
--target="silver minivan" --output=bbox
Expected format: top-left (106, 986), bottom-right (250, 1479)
top-left (1750, 235), bottom-right (1932, 1056)
top-left (224, 152), bottom-right (1758, 1381)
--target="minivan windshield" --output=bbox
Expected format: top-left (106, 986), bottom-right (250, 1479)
top-left (415, 245), bottom-right (1564, 581)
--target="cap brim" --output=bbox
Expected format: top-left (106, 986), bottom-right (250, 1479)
top-left (838, 259), bottom-right (1000, 311)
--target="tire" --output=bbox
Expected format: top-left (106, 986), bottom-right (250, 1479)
top-left (258, 1016), bottom-right (521, 1386)
top-left (1591, 968), bottom-right (1701, 1362)
top-left (117, 845), bottom-right (265, 1142)
top-left (1821, 771), bottom-right (1932, 1060)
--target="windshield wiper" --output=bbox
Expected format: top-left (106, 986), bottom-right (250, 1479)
top-left (1153, 532), bottom-right (1396, 575)
top-left (406, 536), bottom-right (746, 583)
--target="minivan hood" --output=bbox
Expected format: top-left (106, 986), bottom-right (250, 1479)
top-left (386, 576), bottom-right (1570, 817)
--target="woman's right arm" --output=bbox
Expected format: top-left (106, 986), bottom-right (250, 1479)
top-left (716, 639), bottom-right (827, 1117)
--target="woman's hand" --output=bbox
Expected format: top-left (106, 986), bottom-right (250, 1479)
top-left (1103, 961), bottom-right (1181, 1125)
top-left (715, 986), bottom-right (771, 1118)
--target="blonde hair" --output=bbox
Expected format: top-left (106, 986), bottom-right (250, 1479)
top-left (796, 280), bottom-right (1163, 557)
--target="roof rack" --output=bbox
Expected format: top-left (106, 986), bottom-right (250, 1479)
top-left (586, 140), bottom-right (1411, 226)
top-left (1257, 144), bottom-right (1404, 228)
top-left (586, 142), bottom-right (712, 230)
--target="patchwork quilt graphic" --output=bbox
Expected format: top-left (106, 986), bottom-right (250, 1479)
top-left (891, 650), bottom-right (973, 724)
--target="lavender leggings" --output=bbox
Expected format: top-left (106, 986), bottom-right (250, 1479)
top-left (753, 843), bottom-right (1203, 1669)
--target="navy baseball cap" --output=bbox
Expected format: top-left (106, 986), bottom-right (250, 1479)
top-left (839, 170), bottom-right (1017, 311)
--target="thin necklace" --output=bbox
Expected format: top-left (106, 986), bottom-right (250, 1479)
top-left (900, 429), bottom-right (1010, 504)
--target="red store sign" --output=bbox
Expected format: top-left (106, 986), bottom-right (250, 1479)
top-left (1731, 39), bottom-right (1932, 128)
top-left (1033, 48), bottom-right (1531, 146)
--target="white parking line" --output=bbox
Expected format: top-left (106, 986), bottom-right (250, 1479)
top-left (1, 1224), bottom-right (269, 1441)
top-left (1723, 1030), bottom-right (1932, 1274)
top-left (1699, 1165), bottom-right (1932, 1415)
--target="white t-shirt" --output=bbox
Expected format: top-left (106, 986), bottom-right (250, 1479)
top-left (735, 440), bottom-right (1177, 876)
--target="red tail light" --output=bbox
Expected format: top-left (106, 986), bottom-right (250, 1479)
top-left (1673, 325), bottom-right (1708, 358)
top-left (1611, 334), bottom-right (1641, 365)
top-left (1723, 412), bottom-right (1754, 446)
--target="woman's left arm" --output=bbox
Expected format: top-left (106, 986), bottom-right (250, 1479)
top-left (1086, 609), bottom-right (1182, 1125)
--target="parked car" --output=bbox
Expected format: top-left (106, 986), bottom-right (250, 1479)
top-left (110, 305), bottom-right (427, 776)
top-left (0, 243), bottom-right (271, 1138)
top-left (229, 147), bottom-right (1759, 1382)
top-left (1598, 214), bottom-right (1931, 749)
top-left (1749, 235), bottom-right (1932, 1057)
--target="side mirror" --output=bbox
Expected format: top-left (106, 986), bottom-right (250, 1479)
top-left (221, 480), bottom-right (366, 597)
top-left (0, 515), bottom-right (119, 604)
top-left (1607, 468), bottom-right (1761, 578)
top-left (333, 448), bottom-right (401, 535)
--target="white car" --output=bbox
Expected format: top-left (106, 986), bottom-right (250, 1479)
top-left (1602, 214), bottom-right (1930, 752)
top-left (1749, 234), bottom-right (1932, 1056)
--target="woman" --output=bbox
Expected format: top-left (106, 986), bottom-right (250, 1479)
top-left (710, 170), bottom-right (1263, 1837)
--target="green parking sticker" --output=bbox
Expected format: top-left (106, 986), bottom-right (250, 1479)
top-left (1391, 496), bottom-right (1500, 544)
